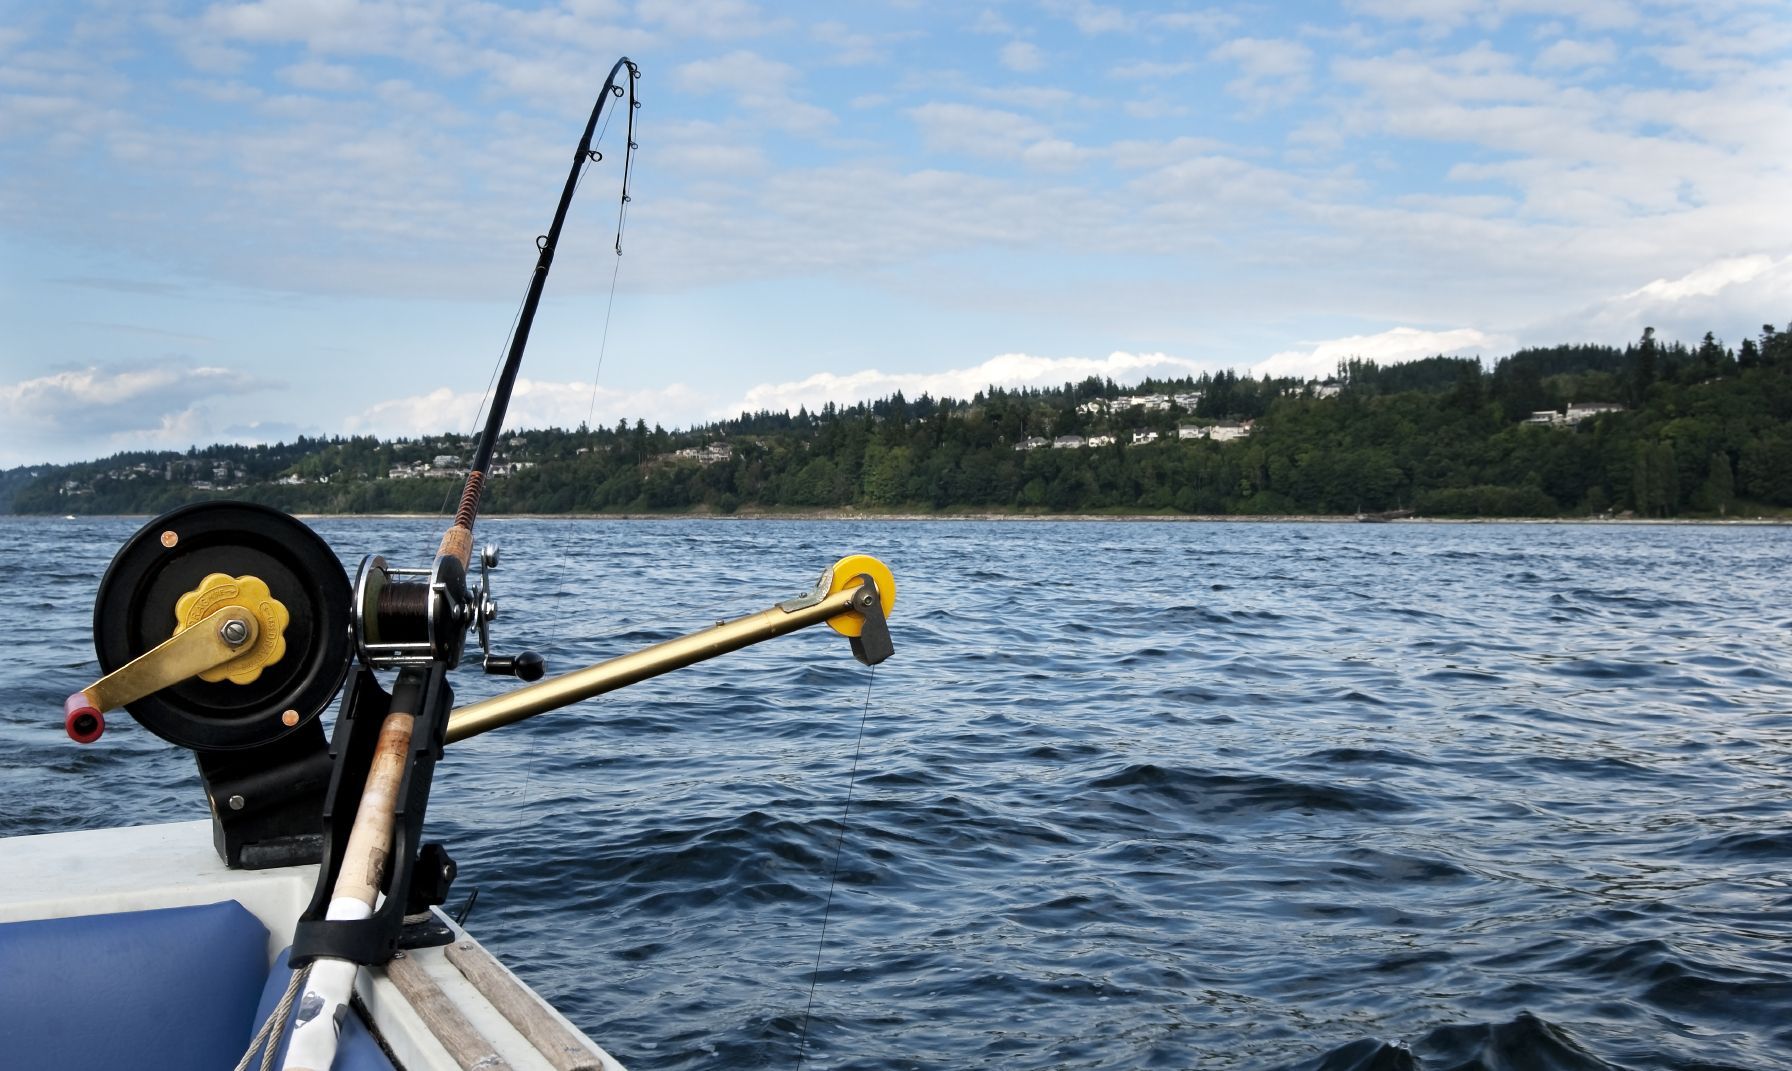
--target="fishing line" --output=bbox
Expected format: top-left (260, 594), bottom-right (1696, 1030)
top-left (795, 664), bottom-right (879, 1069)
top-left (440, 282), bottom-right (532, 519)
top-left (582, 77), bottom-right (639, 431)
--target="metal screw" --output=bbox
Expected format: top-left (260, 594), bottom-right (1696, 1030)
top-left (481, 598), bottom-right (498, 622)
top-left (481, 544), bottom-right (500, 569)
top-left (219, 619), bottom-right (250, 646)
top-left (227, 794), bottom-right (246, 811)
top-left (159, 530), bottom-right (179, 548)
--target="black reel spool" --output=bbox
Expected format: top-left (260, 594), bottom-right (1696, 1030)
top-left (94, 501), bottom-right (354, 868)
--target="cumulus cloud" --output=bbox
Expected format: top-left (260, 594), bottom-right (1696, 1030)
top-left (1565, 255), bottom-right (1792, 341)
top-left (1534, 38), bottom-right (1617, 72)
top-left (1620, 255), bottom-right (1782, 304)
top-left (907, 102), bottom-right (1079, 163)
top-left (347, 378), bottom-right (706, 439)
top-left (0, 361), bottom-right (270, 466)
top-left (999, 41), bottom-right (1045, 72)
top-left (721, 350), bottom-right (1206, 418)
top-left (1110, 59), bottom-right (1196, 80)
top-left (673, 50), bottom-right (835, 134)
top-left (1210, 37), bottom-right (1312, 108)
top-left (277, 58), bottom-right (361, 92)
top-left (1251, 327), bottom-right (1508, 380)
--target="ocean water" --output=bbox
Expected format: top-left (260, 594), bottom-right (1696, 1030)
top-left (3, 515), bottom-right (1791, 1071)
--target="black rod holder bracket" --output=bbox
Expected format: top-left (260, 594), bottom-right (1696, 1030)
top-left (289, 665), bottom-right (455, 967)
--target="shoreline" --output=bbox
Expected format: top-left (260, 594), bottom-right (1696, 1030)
top-left (13, 511), bottom-right (1788, 526)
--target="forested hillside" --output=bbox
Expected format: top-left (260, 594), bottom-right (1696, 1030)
top-left (8, 326), bottom-right (1791, 519)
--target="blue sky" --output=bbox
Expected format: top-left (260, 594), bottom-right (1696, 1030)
top-left (2, 0), bottom-right (1789, 466)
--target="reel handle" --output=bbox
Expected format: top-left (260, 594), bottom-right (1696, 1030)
top-left (482, 651), bottom-right (546, 681)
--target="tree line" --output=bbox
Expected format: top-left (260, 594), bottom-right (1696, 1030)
top-left (6, 325), bottom-right (1790, 519)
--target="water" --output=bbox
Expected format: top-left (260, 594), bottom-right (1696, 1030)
top-left (3, 516), bottom-right (1791, 1071)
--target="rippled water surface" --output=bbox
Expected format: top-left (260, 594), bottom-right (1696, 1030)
top-left (4, 516), bottom-right (1791, 1071)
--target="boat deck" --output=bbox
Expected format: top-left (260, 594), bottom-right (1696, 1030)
top-left (0, 820), bottom-right (625, 1071)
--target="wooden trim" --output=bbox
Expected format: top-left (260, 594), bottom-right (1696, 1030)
top-left (387, 952), bottom-right (515, 1071)
top-left (444, 938), bottom-right (605, 1071)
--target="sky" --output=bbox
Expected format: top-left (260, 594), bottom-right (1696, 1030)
top-left (2, 0), bottom-right (1789, 468)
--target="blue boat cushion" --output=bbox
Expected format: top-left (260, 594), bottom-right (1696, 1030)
top-left (254, 947), bottom-right (395, 1071)
top-left (0, 903), bottom-right (395, 1071)
top-left (0, 900), bottom-right (269, 1071)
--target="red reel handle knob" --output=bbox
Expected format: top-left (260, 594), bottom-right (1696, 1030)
top-left (64, 694), bottom-right (105, 744)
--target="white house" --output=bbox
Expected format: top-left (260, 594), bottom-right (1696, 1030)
top-left (1052, 435), bottom-right (1086, 449)
top-left (1181, 421), bottom-right (1253, 441)
top-left (1130, 429), bottom-right (1159, 445)
top-left (1085, 434), bottom-right (1115, 447)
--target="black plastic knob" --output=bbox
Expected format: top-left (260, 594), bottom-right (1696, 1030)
top-left (483, 650), bottom-right (545, 681)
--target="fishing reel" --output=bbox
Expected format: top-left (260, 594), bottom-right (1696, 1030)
top-left (67, 502), bottom-right (354, 866)
top-left (351, 545), bottom-right (544, 680)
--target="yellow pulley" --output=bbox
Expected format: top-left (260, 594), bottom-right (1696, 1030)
top-left (173, 573), bottom-right (291, 684)
top-left (823, 554), bottom-right (896, 638)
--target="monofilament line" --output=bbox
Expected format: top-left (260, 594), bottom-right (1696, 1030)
top-left (795, 664), bottom-right (878, 1069)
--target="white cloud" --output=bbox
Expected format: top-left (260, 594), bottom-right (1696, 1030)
top-left (1110, 59), bottom-right (1196, 80)
top-left (1561, 254), bottom-right (1792, 342)
top-left (1153, 10), bottom-right (1237, 37)
top-left (722, 351), bottom-right (1206, 418)
top-left (811, 20), bottom-right (885, 66)
top-left (0, 361), bottom-right (269, 465)
top-left (999, 41), bottom-right (1045, 72)
top-left (1620, 255), bottom-right (1781, 304)
top-left (1251, 327), bottom-right (1508, 380)
top-left (1345, 0), bottom-right (1638, 32)
top-left (1057, 1), bottom-right (1134, 35)
top-left (277, 58), bottom-right (361, 91)
top-left (674, 50), bottom-right (835, 134)
top-left (348, 378), bottom-right (705, 439)
top-left (635, 0), bottom-right (768, 40)
top-left (1534, 38), bottom-right (1617, 71)
top-left (907, 102), bottom-right (1050, 158)
top-left (1210, 37), bottom-right (1313, 107)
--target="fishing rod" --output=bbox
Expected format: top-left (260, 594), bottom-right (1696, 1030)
top-left (60, 55), bottom-right (898, 1071)
top-left (266, 56), bottom-right (647, 1071)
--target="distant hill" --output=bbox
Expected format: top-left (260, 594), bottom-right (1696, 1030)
top-left (8, 327), bottom-right (1791, 520)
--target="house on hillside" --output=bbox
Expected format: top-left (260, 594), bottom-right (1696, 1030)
top-left (1566, 402), bottom-right (1625, 421)
top-left (1181, 421), bottom-right (1253, 442)
top-left (673, 443), bottom-right (733, 465)
top-left (1130, 429), bottom-right (1159, 445)
top-left (1086, 434), bottom-right (1115, 447)
top-left (1052, 435), bottom-right (1086, 449)
top-left (1015, 436), bottom-right (1050, 452)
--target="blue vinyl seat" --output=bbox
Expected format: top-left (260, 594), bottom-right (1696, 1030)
top-left (0, 901), bottom-right (393, 1071)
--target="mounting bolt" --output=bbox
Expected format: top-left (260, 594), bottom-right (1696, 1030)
top-left (481, 544), bottom-right (500, 569)
top-left (482, 598), bottom-right (498, 622)
top-left (219, 619), bottom-right (250, 646)
top-left (227, 794), bottom-right (246, 811)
